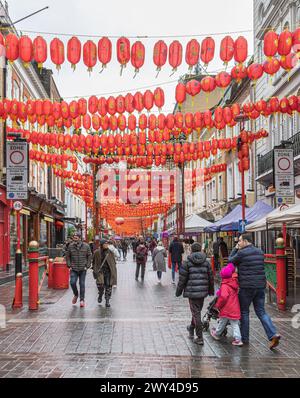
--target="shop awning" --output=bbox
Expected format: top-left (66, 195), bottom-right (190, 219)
top-left (185, 214), bottom-right (213, 233)
top-left (266, 203), bottom-right (300, 225)
top-left (205, 205), bottom-right (249, 233)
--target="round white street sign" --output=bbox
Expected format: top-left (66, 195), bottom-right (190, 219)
top-left (13, 201), bottom-right (23, 211)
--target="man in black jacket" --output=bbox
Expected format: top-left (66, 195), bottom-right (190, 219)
top-left (176, 242), bottom-right (214, 345)
top-left (229, 234), bottom-right (281, 350)
top-left (169, 237), bottom-right (184, 284)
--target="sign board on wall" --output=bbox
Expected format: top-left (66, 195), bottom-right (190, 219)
top-left (274, 148), bottom-right (295, 206)
top-left (6, 142), bottom-right (29, 200)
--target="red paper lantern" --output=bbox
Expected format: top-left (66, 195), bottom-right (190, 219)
top-left (33, 36), bottom-right (47, 69)
top-left (148, 114), bottom-right (157, 130)
top-left (66, 36), bottom-right (81, 71)
top-left (116, 95), bottom-right (125, 114)
top-left (131, 41), bottom-right (145, 75)
top-left (83, 40), bottom-right (97, 72)
top-left (280, 52), bottom-right (297, 71)
top-left (263, 57), bottom-right (280, 75)
top-left (293, 28), bottom-right (300, 55)
top-left (107, 96), bottom-right (116, 116)
top-left (50, 38), bottom-right (65, 70)
top-left (215, 71), bottom-right (231, 88)
top-left (220, 35), bottom-right (234, 65)
top-left (186, 79), bottom-right (201, 97)
top-left (87, 96), bottom-right (97, 115)
top-left (69, 100), bottom-right (79, 119)
top-left (125, 93), bottom-right (135, 114)
top-left (117, 37), bottom-right (131, 74)
top-left (157, 114), bottom-right (166, 131)
top-left (78, 98), bottom-right (87, 116)
top-left (83, 114), bottom-right (91, 130)
top-left (60, 101), bottom-right (69, 119)
top-left (269, 97), bottom-right (280, 113)
top-left (169, 40), bottom-right (183, 73)
top-left (144, 90), bottom-right (154, 111)
top-left (175, 113), bottom-right (184, 129)
top-left (153, 40), bottom-right (168, 75)
top-left (154, 87), bottom-right (165, 111)
top-left (98, 37), bottom-right (112, 70)
top-left (97, 97), bottom-right (107, 117)
top-left (26, 99), bottom-right (36, 116)
top-left (43, 100), bottom-right (53, 117)
top-left (194, 112), bottom-right (203, 132)
top-left (185, 39), bottom-right (200, 70)
top-left (139, 114), bottom-right (148, 130)
top-left (184, 113), bottom-right (194, 130)
top-left (166, 114), bottom-right (175, 130)
top-left (109, 115), bottom-right (118, 131)
top-left (264, 30), bottom-right (278, 58)
top-left (175, 83), bottom-right (186, 105)
top-left (134, 92), bottom-right (144, 113)
top-left (223, 107), bottom-right (233, 124)
top-left (19, 35), bottom-right (33, 66)
top-left (231, 64), bottom-right (248, 83)
top-left (234, 36), bottom-right (248, 64)
top-left (201, 76), bottom-right (216, 93)
top-left (128, 114), bottom-right (137, 131)
top-left (201, 37), bottom-right (215, 65)
top-left (5, 33), bottom-right (19, 62)
top-left (52, 102), bottom-right (61, 119)
top-left (214, 107), bottom-right (223, 124)
top-left (118, 114), bottom-right (127, 131)
top-left (247, 63), bottom-right (264, 82)
top-left (278, 29), bottom-right (293, 60)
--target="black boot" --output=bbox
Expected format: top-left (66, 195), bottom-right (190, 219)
top-left (194, 323), bottom-right (204, 345)
top-left (187, 325), bottom-right (195, 338)
top-left (98, 294), bottom-right (102, 304)
top-left (105, 300), bottom-right (111, 308)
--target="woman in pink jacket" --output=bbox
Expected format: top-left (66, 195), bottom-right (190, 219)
top-left (210, 263), bottom-right (243, 346)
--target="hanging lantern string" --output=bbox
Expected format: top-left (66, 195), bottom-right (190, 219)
top-left (60, 57), bottom-right (253, 100)
top-left (5, 27), bottom-right (254, 39)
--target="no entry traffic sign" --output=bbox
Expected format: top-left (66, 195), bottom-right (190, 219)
top-left (6, 141), bottom-right (29, 200)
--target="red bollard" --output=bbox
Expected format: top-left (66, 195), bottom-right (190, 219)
top-left (48, 259), bottom-right (54, 289)
top-left (275, 237), bottom-right (287, 311)
top-left (12, 273), bottom-right (23, 309)
top-left (28, 241), bottom-right (39, 311)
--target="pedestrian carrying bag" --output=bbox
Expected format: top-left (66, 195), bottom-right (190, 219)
top-left (93, 253), bottom-right (109, 279)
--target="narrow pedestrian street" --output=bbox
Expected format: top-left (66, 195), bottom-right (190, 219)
top-left (0, 251), bottom-right (299, 379)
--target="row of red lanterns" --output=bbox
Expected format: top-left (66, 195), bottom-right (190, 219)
top-left (264, 28), bottom-right (300, 60)
top-left (2, 33), bottom-right (249, 75)
top-left (5, 94), bottom-right (300, 135)
top-left (176, 56), bottom-right (299, 103)
top-left (28, 149), bottom-right (78, 170)
top-left (0, 88), bottom-right (165, 121)
top-left (21, 127), bottom-right (267, 159)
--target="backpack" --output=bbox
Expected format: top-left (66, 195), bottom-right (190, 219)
top-left (136, 246), bottom-right (146, 261)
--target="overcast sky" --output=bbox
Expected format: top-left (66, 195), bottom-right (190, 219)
top-left (6, 0), bottom-right (254, 111)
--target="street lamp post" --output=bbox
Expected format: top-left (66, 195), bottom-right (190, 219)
top-left (235, 113), bottom-right (250, 232)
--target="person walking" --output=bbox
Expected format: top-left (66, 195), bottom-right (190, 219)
top-left (176, 242), bottom-right (214, 345)
top-left (229, 234), bottom-right (281, 349)
top-left (108, 239), bottom-right (121, 261)
top-left (169, 236), bottom-right (184, 284)
top-left (135, 238), bottom-right (148, 281)
top-left (212, 238), bottom-right (220, 271)
top-left (121, 239), bottom-right (128, 261)
top-left (149, 238), bottom-right (157, 255)
top-left (182, 239), bottom-right (191, 262)
top-left (210, 263), bottom-right (243, 346)
top-left (152, 241), bottom-right (167, 283)
top-left (92, 239), bottom-right (117, 308)
top-left (66, 232), bottom-right (92, 308)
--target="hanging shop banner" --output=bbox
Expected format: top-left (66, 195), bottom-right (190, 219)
top-left (274, 148), bottom-right (295, 205)
top-left (6, 141), bottom-right (29, 200)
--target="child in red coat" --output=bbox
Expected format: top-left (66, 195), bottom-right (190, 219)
top-left (210, 263), bottom-right (243, 346)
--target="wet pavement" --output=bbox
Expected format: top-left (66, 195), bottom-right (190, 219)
top-left (0, 251), bottom-right (300, 378)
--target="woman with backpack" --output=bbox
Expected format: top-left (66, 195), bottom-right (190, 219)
top-left (135, 238), bottom-right (148, 282)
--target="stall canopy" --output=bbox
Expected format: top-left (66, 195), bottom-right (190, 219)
top-left (245, 207), bottom-right (282, 232)
top-left (167, 214), bottom-right (213, 236)
top-left (266, 203), bottom-right (300, 225)
top-left (205, 201), bottom-right (273, 233)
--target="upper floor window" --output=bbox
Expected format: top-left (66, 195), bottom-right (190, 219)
top-left (12, 80), bottom-right (20, 100)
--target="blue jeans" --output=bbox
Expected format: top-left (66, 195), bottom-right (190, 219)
top-left (70, 270), bottom-right (87, 301)
top-left (172, 262), bottom-right (181, 281)
top-left (239, 288), bottom-right (277, 342)
top-left (157, 271), bottom-right (162, 280)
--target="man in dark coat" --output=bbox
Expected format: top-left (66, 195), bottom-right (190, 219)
top-left (169, 236), bottom-right (184, 284)
top-left (176, 242), bottom-right (214, 345)
top-left (92, 239), bottom-right (117, 308)
top-left (229, 234), bottom-right (281, 350)
top-left (212, 238), bottom-right (220, 271)
top-left (135, 238), bottom-right (148, 281)
top-left (66, 232), bottom-right (92, 308)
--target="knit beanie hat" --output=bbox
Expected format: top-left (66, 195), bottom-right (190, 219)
top-left (220, 262), bottom-right (235, 279)
top-left (191, 242), bottom-right (202, 253)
